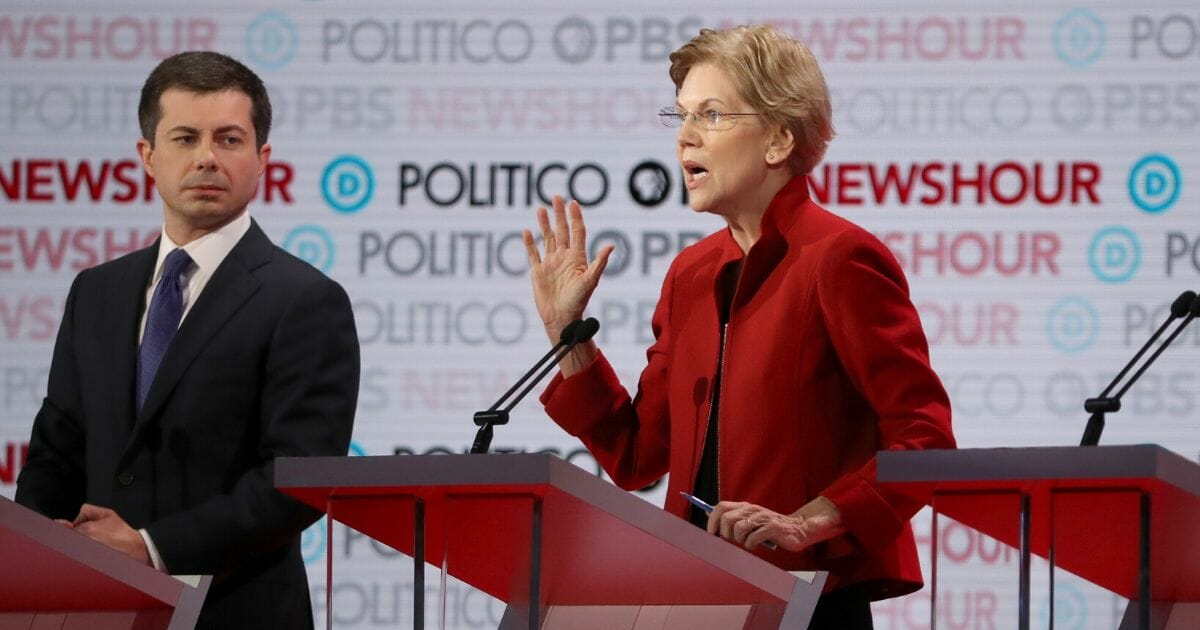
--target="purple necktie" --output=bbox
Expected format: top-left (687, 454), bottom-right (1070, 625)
top-left (137, 248), bottom-right (193, 410)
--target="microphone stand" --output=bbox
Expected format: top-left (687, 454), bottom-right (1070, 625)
top-left (1080, 291), bottom-right (1198, 446)
top-left (470, 318), bottom-right (600, 454)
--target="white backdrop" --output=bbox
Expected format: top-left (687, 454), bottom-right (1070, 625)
top-left (2, 1), bottom-right (1198, 628)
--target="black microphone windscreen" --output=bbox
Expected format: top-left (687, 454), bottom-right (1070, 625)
top-left (558, 320), bottom-right (584, 345)
top-left (1190, 293), bottom-right (1200, 317)
top-left (574, 317), bottom-right (600, 343)
top-left (1171, 290), bottom-right (1197, 318)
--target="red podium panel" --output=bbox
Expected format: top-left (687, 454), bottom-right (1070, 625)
top-left (277, 453), bottom-right (827, 629)
top-left (0, 496), bottom-right (210, 630)
top-left (877, 445), bottom-right (1200, 629)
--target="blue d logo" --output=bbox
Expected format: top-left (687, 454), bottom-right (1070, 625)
top-left (321, 156), bottom-right (375, 214)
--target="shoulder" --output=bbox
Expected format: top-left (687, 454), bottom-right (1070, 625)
top-left (235, 222), bottom-right (348, 294)
top-left (66, 244), bottom-right (155, 294)
top-left (265, 244), bottom-right (338, 284)
top-left (254, 246), bottom-right (352, 314)
top-left (794, 202), bottom-right (897, 270)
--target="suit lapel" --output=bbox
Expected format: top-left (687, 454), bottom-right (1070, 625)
top-left (124, 222), bottom-right (273, 456)
top-left (111, 244), bottom-right (159, 430)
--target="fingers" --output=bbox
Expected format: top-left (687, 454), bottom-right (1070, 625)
top-left (522, 229), bottom-right (541, 266)
top-left (533, 197), bottom-right (594, 265)
top-left (710, 501), bottom-right (747, 538)
top-left (73, 503), bottom-right (112, 526)
top-left (552, 197), bottom-right (571, 250)
top-left (711, 501), bottom-right (777, 550)
top-left (75, 520), bottom-right (98, 538)
top-left (536, 205), bottom-right (554, 254)
top-left (54, 519), bottom-right (74, 528)
top-left (745, 515), bottom-right (778, 550)
top-left (568, 199), bottom-right (586, 252)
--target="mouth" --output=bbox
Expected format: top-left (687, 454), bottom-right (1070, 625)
top-left (682, 160), bottom-right (709, 189)
top-left (188, 184), bottom-right (226, 194)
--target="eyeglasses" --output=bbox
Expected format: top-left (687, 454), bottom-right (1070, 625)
top-left (658, 107), bottom-right (763, 131)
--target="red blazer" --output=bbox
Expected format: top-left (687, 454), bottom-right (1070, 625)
top-left (542, 175), bottom-right (954, 599)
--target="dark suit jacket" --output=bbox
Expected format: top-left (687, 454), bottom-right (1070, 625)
top-left (16, 219), bottom-right (360, 629)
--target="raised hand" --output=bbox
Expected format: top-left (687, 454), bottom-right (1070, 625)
top-left (523, 196), bottom-right (613, 346)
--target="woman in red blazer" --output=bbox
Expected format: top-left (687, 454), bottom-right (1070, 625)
top-left (523, 25), bottom-right (955, 628)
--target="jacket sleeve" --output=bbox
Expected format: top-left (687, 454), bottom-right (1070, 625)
top-left (539, 267), bottom-right (677, 491)
top-left (16, 272), bottom-right (88, 520)
top-left (815, 230), bottom-right (955, 552)
top-left (144, 278), bottom-right (360, 574)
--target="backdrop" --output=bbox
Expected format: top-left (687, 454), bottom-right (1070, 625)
top-left (2, 1), bottom-right (1197, 628)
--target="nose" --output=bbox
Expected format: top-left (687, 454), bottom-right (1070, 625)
top-left (677, 116), bottom-right (701, 148)
top-left (193, 138), bottom-right (218, 171)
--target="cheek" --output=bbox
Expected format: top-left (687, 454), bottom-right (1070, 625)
top-left (156, 155), bottom-right (190, 178)
top-left (149, 160), bottom-right (178, 189)
top-left (236, 162), bottom-right (263, 193)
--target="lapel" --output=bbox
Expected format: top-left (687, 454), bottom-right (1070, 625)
top-left (122, 221), bottom-right (273, 460)
top-left (110, 244), bottom-right (159, 431)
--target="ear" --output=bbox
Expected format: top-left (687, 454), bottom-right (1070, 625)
top-left (257, 142), bottom-right (272, 175)
top-left (136, 138), bottom-right (154, 179)
top-left (764, 124), bottom-right (795, 167)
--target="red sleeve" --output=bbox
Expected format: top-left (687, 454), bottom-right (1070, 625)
top-left (539, 267), bottom-right (676, 491)
top-left (815, 230), bottom-right (955, 551)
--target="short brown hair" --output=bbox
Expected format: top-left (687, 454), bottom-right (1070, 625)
top-left (138, 51), bottom-right (272, 149)
top-left (669, 25), bottom-right (834, 175)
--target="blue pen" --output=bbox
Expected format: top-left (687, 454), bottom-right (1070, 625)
top-left (680, 492), bottom-right (777, 550)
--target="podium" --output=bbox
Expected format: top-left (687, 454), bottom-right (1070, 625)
top-left (877, 445), bottom-right (1200, 630)
top-left (0, 496), bottom-right (211, 630)
top-left (276, 453), bottom-right (827, 629)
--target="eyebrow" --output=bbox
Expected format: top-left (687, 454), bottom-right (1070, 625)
top-left (675, 98), bottom-right (729, 109)
top-left (165, 124), bottom-right (250, 136)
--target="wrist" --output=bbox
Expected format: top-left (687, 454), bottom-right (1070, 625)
top-left (558, 341), bottom-right (598, 378)
top-left (545, 316), bottom-right (581, 340)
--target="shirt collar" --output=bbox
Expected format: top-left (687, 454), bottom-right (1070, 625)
top-left (150, 211), bottom-right (252, 285)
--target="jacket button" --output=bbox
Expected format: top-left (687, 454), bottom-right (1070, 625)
top-left (117, 472), bottom-right (134, 486)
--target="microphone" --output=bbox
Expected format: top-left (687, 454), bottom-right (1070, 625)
top-left (1080, 290), bottom-right (1198, 446)
top-left (470, 318), bottom-right (600, 454)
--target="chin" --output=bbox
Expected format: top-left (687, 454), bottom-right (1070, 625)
top-left (686, 196), bottom-right (719, 215)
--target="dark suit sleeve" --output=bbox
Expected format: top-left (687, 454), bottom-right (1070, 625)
top-left (144, 278), bottom-right (360, 574)
top-left (16, 272), bottom-right (88, 519)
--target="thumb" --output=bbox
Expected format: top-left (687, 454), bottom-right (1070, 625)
top-left (587, 244), bottom-right (615, 284)
top-left (73, 503), bottom-right (110, 526)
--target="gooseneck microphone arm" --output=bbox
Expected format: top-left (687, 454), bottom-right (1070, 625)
top-left (1080, 290), bottom-right (1198, 446)
top-left (505, 318), bottom-right (600, 418)
top-left (470, 318), bottom-right (600, 454)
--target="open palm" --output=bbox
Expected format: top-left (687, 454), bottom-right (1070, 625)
top-left (523, 197), bottom-right (613, 343)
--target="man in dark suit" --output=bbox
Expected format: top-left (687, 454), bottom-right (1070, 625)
top-left (15, 51), bottom-right (359, 628)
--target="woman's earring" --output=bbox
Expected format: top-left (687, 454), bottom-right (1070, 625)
top-left (767, 153), bottom-right (775, 162)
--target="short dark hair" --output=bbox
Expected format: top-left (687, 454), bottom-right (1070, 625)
top-left (138, 51), bottom-right (272, 149)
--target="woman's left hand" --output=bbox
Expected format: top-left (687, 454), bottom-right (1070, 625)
top-left (709, 496), bottom-right (847, 552)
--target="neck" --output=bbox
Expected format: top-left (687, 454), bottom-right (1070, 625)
top-left (723, 168), bottom-right (795, 254)
top-left (726, 217), bottom-right (759, 255)
top-left (163, 209), bottom-right (246, 246)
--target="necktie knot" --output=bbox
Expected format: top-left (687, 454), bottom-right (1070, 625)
top-left (162, 248), bottom-right (193, 282)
